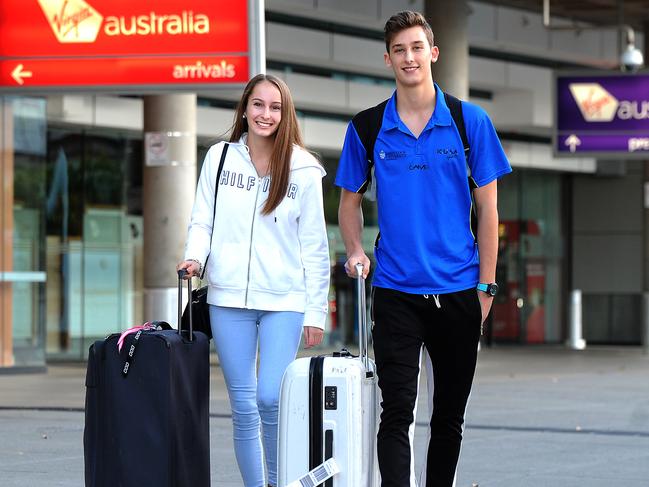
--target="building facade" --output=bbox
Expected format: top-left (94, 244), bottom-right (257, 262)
top-left (0, 0), bottom-right (646, 367)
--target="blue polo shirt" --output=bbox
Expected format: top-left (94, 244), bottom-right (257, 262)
top-left (335, 85), bottom-right (511, 294)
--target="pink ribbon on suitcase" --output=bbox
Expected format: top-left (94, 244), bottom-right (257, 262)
top-left (117, 321), bottom-right (171, 352)
top-left (117, 322), bottom-right (157, 352)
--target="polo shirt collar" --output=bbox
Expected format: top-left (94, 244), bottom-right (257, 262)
top-left (382, 83), bottom-right (453, 134)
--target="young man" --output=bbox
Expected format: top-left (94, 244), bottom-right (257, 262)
top-left (335, 11), bottom-right (511, 487)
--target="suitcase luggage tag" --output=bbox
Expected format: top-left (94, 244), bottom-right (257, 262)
top-left (285, 457), bottom-right (340, 487)
top-left (118, 321), bottom-right (172, 377)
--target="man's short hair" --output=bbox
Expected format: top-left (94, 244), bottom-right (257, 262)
top-left (384, 10), bottom-right (434, 52)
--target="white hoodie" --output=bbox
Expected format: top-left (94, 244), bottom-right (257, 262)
top-left (184, 137), bottom-right (330, 329)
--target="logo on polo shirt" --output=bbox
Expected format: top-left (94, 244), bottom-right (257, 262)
top-left (437, 147), bottom-right (459, 158)
top-left (378, 150), bottom-right (406, 160)
top-left (409, 164), bottom-right (429, 171)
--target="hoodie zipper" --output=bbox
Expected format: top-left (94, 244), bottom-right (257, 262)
top-left (244, 178), bottom-right (263, 305)
top-left (244, 176), bottom-right (263, 307)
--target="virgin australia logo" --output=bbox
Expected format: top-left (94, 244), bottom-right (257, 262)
top-left (569, 83), bottom-right (618, 122)
top-left (38, 0), bottom-right (103, 43)
top-left (569, 82), bottom-right (649, 122)
top-left (38, 0), bottom-right (210, 44)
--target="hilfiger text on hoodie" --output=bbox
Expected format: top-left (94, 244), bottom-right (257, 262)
top-left (219, 170), bottom-right (299, 199)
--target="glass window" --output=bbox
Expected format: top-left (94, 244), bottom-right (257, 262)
top-left (490, 170), bottom-right (566, 344)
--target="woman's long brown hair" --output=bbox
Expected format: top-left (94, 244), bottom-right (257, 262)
top-left (229, 74), bottom-right (304, 215)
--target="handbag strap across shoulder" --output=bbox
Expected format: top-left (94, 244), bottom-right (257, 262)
top-left (200, 142), bottom-right (229, 280)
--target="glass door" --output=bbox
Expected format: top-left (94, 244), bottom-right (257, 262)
top-left (490, 170), bottom-right (565, 344)
top-left (0, 96), bottom-right (48, 367)
top-left (45, 127), bottom-right (143, 359)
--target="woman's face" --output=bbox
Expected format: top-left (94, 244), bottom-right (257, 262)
top-left (245, 80), bottom-right (282, 139)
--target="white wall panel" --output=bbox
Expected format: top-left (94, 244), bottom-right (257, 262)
top-left (347, 82), bottom-right (394, 112)
top-left (47, 95), bottom-right (95, 125)
top-left (502, 141), bottom-right (531, 168)
top-left (506, 64), bottom-right (552, 127)
top-left (601, 30), bottom-right (619, 62)
top-left (285, 72), bottom-right (348, 110)
top-left (267, 0), bottom-right (317, 12)
top-left (491, 89), bottom-right (533, 128)
top-left (467, 1), bottom-right (497, 42)
top-left (302, 117), bottom-right (348, 152)
top-left (196, 106), bottom-right (234, 140)
top-left (380, 0), bottom-right (424, 19)
top-left (550, 21), bottom-right (603, 59)
top-left (332, 34), bottom-right (386, 72)
top-left (468, 57), bottom-right (507, 89)
top-left (468, 97), bottom-right (495, 115)
top-left (503, 141), bottom-right (595, 173)
top-left (95, 96), bottom-right (142, 131)
top-left (266, 23), bottom-right (332, 63)
top-left (318, 0), bottom-right (380, 20)
top-left (530, 144), bottom-right (576, 172)
top-left (495, 6), bottom-right (550, 50)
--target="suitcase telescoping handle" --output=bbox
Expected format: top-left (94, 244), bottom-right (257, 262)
top-left (355, 263), bottom-right (370, 370)
top-left (177, 269), bottom-right (193, 342)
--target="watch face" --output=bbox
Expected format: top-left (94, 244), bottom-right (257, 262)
top-left (487, 283), bottom-right (499, 296)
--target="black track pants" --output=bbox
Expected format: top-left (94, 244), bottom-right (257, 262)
top-left (371, 287), bottom-right (482, 487)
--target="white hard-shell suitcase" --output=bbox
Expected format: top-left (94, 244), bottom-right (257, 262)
top-left (278, 264), bottom-right (379, 487)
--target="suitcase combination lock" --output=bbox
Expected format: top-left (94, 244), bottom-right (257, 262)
top-left (324, 386), bottom-right (338, 410)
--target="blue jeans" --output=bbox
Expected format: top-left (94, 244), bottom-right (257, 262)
top-left (209, 305), bottom-right (304, 487)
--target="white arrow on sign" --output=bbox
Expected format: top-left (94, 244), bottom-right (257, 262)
top-left (565, 134), bottom-right (581, 153)
top-left (11, 64), bottom-right (33, 85)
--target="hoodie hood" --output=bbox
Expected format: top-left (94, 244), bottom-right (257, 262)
top-left (233, 134), bottom-right (326, 177)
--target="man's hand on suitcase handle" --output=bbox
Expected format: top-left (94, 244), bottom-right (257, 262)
top-left (304, 326), bottom-right (324, 348)
top-left (344, 252), bottom-right (370, 279)
top-left (177, 259), bottom-right (201, 279)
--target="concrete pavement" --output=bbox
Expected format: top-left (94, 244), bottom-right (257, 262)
top-left (0, 345), bottom-right (648, 486)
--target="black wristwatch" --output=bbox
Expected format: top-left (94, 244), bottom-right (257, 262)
top-left (477, 282), bottom-right (498, 297)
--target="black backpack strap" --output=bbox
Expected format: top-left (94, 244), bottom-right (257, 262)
top-left (200, 142), bottom-right (229, 279)
top-left (444, 92), bottom-right (470, 167)
top-left (444, 92), bottom-right (478, 241)
top-left (351, 99), bottom-right (388, 194)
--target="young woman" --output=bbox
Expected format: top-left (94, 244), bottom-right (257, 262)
top-left (177, 74), bottom-right (330, 487)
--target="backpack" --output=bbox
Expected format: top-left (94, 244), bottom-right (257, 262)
top-left (351, 92), bottom-right (478, 240)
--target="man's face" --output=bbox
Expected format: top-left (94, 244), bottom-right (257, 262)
top-left (384, 26), bottom-right (438, 87)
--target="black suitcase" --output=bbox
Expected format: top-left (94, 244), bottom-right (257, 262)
top-left (84, 271), bottom-right (210, 487)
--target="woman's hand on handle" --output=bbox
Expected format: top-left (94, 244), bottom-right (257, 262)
top-left (303, 326), bottom-right (324, 349)
top-left (176, 260), bottom-right (201, 279)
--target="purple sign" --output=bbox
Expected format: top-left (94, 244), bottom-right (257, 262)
top-left (555, 72), bottom-right (649, 157)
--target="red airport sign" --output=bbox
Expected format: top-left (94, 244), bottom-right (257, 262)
top-left (0, 0), bottom-right (258, 90)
